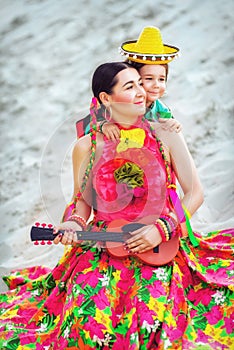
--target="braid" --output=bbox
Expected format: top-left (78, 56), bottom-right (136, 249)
top-left (74, 97), bottom-right (98, 202)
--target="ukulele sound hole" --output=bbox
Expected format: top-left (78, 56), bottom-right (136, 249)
top-left (122, 223), bottom-right (159, 253)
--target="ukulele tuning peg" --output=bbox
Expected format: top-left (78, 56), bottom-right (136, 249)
top-left (48, 224), bottom-right (53, 229)
top-left (34, 241), bottom-right (39, 245)
top-left (47, 241), bottom-right (52, 245)
top-left (41, 223), bottom-right (47, 228)
top-left (35, 222), bottom-right (40, 227)
top-left (40, 240), bottom-right (46, 245)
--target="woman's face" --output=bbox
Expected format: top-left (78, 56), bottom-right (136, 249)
top-left (139, 65), bottom-right (167, 107)
top-left (107, 68), bottom-right (146, 121)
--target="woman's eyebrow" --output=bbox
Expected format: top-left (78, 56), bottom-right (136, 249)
top-left (122, 80), bottom-right (134, 87)
top-left (122, 78), bottom-right (142, 87)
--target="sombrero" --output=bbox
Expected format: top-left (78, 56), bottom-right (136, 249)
top-left (119, 26), bottom-right (180, 64)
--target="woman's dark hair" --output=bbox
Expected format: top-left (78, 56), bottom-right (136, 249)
top-left (126, 60), bottom-right (169, 81)
top-left (92, 62), bottom-right (132, 103)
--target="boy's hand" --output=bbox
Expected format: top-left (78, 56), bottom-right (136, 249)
top-left (158, 118), bottom-right (182, 133)
top-left (102, 122), bottom-right (121, 141)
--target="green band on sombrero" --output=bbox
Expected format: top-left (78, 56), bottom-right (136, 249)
top-left (119, 26), bottom-right (180, 65)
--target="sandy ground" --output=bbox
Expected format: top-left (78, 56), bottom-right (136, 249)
top-left (0, 0), bottom-right (234, 292)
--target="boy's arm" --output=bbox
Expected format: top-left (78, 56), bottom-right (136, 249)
top-left (148, 99), bottom-right (182, 133)
top-left (158, 118), bottom-right (182, 133)
top-left (100, 121), bottom-right (120, 141)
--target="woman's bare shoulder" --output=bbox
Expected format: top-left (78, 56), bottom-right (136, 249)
top-left (151, 122), bottom-right (185, 146)
top-left (73, 134), bottom-right (91, 155)
top-left (73, 133), bottom-right (104, 154)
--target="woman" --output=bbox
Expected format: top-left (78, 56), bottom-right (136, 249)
top-left (0, 62), bottom-right (233, 349)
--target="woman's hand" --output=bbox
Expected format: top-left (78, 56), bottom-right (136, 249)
top-left (53, 221), bottom-right (82, 246)
top-left (125, 224), bottom-right (162, 254)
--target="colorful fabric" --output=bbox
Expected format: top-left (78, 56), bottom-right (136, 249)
top-left (0, 119), bottom-right (234, 349)
top-left (145, 99), bottom-right (173, 122)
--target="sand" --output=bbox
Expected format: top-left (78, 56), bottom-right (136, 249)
top-left (0, 0), bottom-right (234, 292)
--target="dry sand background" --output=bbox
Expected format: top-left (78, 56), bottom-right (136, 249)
top-left (0, 0), bottom-right (234, 291)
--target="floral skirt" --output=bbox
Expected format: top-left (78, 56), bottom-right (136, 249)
top-left (0, 229), bottom-right (234, 350)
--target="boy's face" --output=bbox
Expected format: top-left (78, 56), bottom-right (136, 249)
top-left (139, 65), bottom-right (167, 107)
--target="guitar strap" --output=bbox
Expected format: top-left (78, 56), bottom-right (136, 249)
top-left (168, 185), bottom-right (199, 247)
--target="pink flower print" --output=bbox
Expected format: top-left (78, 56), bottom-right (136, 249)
top-left (75, 271), bottom-right (100, 289)
top-left (91, 288), bottom-right (109, 310)
top-left (222, 313), bottom-right (234, 334)
top-left (19, 332), bottom-right (37, 345)
top-left (141, 266), bottom-right (153, 280)
top-left (16, 304), bottom-right (38, 321)
top-left (110, 310), bottom-right (121, 328)
top-left (196, 256), bottom-right (210, 267)
top-left (74, 249), bottom-right (94, 272)
top-left (148, 280), bottom-right (167, 298)
top-left (187, 288), bottom-right (213, 306)
top-left (204, 305), bottom-right (222, 325)
top-left (117, 269), bottom-right (135, 290)
top-left (138, 301), bottom-right (156, 324)
top-left (52, 264), bottom-right (66, 280)
top-left (196, 328), bottom-right (210, 343)
top-left (44, 290), bottom-right (66, 316)
top-left (169, 314), bottom-right (186, 341)
top-left (83, 316), bottom-right (106, 339)
top-left (206, 267), bottom-right (230, 285)
top-left (112, 333), bottom-right (131, 349)
top-left (26, 266), bottom-right (50, 280)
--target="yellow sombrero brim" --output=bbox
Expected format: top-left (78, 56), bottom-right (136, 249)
top-left (120, 40), bottom-right (180, 64)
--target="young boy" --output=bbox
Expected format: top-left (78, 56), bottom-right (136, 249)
top-left (76, 26), bottom-right (181, 139)
top-left (100, 62), bottom-right (181, 141)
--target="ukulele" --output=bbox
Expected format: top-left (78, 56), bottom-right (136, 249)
top-left (30, 219), bottom-right (179, 266)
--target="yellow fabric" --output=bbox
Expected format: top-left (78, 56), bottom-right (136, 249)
top-left (117, 128), bottom-right (145, 153)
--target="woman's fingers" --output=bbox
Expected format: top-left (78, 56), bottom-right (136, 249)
top-left (53, 228), bottom-right (78, 245)
top-left (125, 224), bottom-right (162, 252)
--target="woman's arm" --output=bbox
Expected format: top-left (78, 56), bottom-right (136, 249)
top-left (72, 135), bottom-right (93, 221)
top-left (159, 129), bottom-right (204, 216)
top-left (54, 135), bottom-right (93, 245)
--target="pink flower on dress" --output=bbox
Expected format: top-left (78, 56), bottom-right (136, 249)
top-left (222, 314), bottom-right (234, 334)
top-left (91, 288), bottom-right (109, 310)
top-left (52, 264), bottom-right (67, 280)
top-left (148, 280), bottom-right (167, 298)
top-left (206, 267), bottom-right (230, 285)
top-left (138, 301), bottom-right (156, 324)
top-left (204, 305), bottom-right (222, 325)
top-left (75, 271), bottom-right (100, 288)
top-left (83, 316), bottom-right (106, 339)
top-left (112, 333), bottom-right (132, 350)
top-left (117, 269), bottom-right (135, 290)
top-left (75, 250), bottom-right (94, 271)
top-left (187, 288), bottom-right (212, 306)
top-left (168, 314), bottom-right (186, 341)
top-left (141, 266), bottom-right (153, 280)
top-left (19, 332), bottom-right (37, 345)
top-left (44, 290), bottom-right (66, 316)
